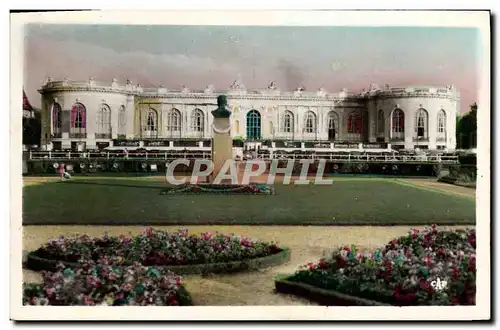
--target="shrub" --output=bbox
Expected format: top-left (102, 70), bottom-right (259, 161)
top-left (288, 226), bottom-right (476, 305)
top-left (23, 258), bottom-right (192, 306)
top-left (32, 228), bottom-right (283, 267)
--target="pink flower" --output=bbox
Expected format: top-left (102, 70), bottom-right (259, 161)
top-left (45, 288), bottom-right (55, 296)
top-left (424, 256), bottom-right (432, 266)
top-left (122, 283), bottom-right (132, 291)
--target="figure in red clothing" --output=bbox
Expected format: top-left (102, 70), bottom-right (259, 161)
top-left (59, 163), bottom-right (72, 180)
top-left (59, 163), bottom-right (65, 180)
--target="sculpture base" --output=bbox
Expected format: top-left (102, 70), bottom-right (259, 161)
top-left (159, 183), bottom-right (275, 196)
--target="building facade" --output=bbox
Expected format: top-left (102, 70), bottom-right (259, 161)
top-left (38, 78), bottom-right (459, 151)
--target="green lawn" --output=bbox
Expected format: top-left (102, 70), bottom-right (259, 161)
top-left (22, 178), bottom-right (476, 226)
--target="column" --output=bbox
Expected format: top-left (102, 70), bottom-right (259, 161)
top-left (181, 105), bottom-right (188, 138)
top-left (111, 104), bottom-right (119, 139)
top-left (368, 106), bottom-right (376, 142)
top-left (126, 95), bottom-right (136, 139)
top-left (404, 109), bottom-right (414, 149)
top-left (449, 111), bottom-right (457, 149)
top-left (85, 101), bottom-right (96, 149)
top-left (428, 110), bottom-right (437, 150)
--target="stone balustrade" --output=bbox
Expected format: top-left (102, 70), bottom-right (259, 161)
top-left (40, 78), bottom-right (459, 103)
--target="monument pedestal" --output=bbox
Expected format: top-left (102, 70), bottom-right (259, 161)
top-left (211, 117), bottom-right (234, 183)
top-left (209, 96), bottom-right (235, 184)
top-left (160, 94), bottom-right (274, 195)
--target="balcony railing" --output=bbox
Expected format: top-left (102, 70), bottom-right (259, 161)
top-left (69, 133), bottom-right (87, 138)
top-left (95, 133), bottom-right (112, 139)
top-left (28, 150), bottom-right (460, 164)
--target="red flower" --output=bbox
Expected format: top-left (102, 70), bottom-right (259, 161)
top-left (452, 267), bottom-right (461, 280)
top-left (307, 262), bottom-right (316, 271)
top-left (167, 295), bottom-right (178, 305)
top-left (318, 259), bottom-right (329, 269)
top-left (335, 255), bottom-right (347, 268)
top-left (468, 256), bottom-right (476, 271)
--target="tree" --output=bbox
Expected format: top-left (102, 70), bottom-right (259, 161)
top-left (23, 109), bottom-right (41, 146)
top-left (456, 103), bottom-right (477, 149)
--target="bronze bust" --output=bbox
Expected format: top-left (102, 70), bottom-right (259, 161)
top-left (211, 95), bottom-right (232, 118)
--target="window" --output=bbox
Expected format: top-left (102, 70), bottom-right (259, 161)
top-left (283, 111), bottom-right (294, 133)
top-left (167, 108), bottom-right (181, 132)
top-left (52, 103), bottom-right (62, 133)
top-left (327, 111), bottom-right (339, 130)
top-left (70, 103), bottom-right (86, 134)
top-left (147, 110), bottom-right (157, 131)
top-left (143, 108), bottom-right (157, 138)
top-left (327, 111), bottom-right (339, 141)
top-left (392, 109), bottom-right (405, 133)
top-left (415, 108), bottom-right (428, 138)
top-left (437, 110), bottom-right (446, 133)
top-left (377, 110), bottom-right (385, 135)
top-left (191, 109), bottom-right (204, 132)
top-left (118, 105), bottom-right (126, 135)
top-left (347, 112), bottom-right (362, 134)
top-left (96, 104), bottom-right (111, 136)
top-left (304, 111), bottom-right (317, 133)
top-left (246, 110), bottom-right (261, 140)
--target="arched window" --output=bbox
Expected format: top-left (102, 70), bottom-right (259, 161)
top-left (377, 110), bottom-right (385, 136)
top-left (70, 103), bottom-right (86, 135)
top-left (118, 105), bottom-right (126, 135)
top-left (415, 108), bottom-right (429, 139)
top-left (246, 110), bottom-right (261, 140)
top-left (304, 111), bottom-right (317, 133)
top-left (167, 108), bottom-right (181, 134)
top-left (282, 110), bottom-right (294, 133)
top-left (52, 103), bottom-right (62, 134)
top-left (191, 109), bottom-right (204, 133)
top-left (347, 112), bottom-right (362, 134)
top-left (96, 104), bottom-right (111, 137)
top-left (143, 108), bottom-right (157, 138)
top-left (437, 110), bottom-right (446, 133)
top-left (327, 111), bottom-right (339, 141)
top-left (391, 109), bottom-right (405, 140)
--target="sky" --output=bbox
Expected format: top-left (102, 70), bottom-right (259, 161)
top-left (24, 25), bottom-right (481, 113)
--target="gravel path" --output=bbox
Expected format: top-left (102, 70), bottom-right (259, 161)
top-left (401, 179), bottom-right (475, 198)
top-left (22, 225), bottom-right (471, 306)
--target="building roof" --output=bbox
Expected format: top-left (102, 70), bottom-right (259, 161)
top-left (23, 90), bottom-right (33, 111)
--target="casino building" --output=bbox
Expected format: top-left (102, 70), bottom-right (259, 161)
top-left (38, 78), bottom-right (459, 152)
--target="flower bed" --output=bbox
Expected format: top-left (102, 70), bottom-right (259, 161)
top-left (159, 183), bottom-right (274, 195)
top-left (23, 258), bottom-right (193, 306)
top-left (276, 225), bottom-right (476, 306)
top-left (26, 228), bottom-right (290, 274)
